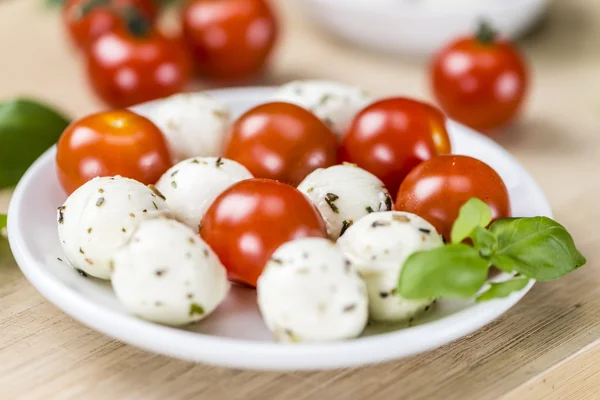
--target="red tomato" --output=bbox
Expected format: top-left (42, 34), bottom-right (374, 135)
top-left (224, 102), bottom-right (338, 186)
top-left (395, 155), bottom-right (511, 240)
top-left (181, 0), bottom-right (278, 80)
top-left (56, 109), bottom-right (172, 194)
top-left (85, 24), bottom-right (192, 108)
top-left (431, 22), bottom-right (528, 131)
top-left (201, 178), bottom-right (327, 287)
top-left (339, 97), bottom-right (451, 198)
top-left (63, 0), bottom-right (158, 49)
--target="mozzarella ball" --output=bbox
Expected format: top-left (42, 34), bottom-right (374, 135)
top-left (57, 176), bottom-right (172, 279)
top-left (134, 93), bottom-right (231, 163)
top-left (297, 164), bottom-right (392, 240)
top-left (111, 218), bottom-right (230, 325)
top-left (257, 238), bottom-right (368, 342)
top-left (155, 157), bottom-right (252, 232)
top-left (337, 211), bottom-right (443, 321)
top-left (272, 80), bottom-right (372, 140)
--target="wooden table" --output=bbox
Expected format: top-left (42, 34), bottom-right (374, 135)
top-left (1, 0), bottom-right (599, 398)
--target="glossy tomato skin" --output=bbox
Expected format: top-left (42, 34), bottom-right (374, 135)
top-left (339, 97), bottom-right (451, 198)
top-left (86, 27), bottom-right (192, 108)
top-left (56, 109), bottom-right (172, 194)
top-left (181, 0), bottom-right (278, 80)
top-left (431, 36), bottom-right (528, 131)
top-left (63, 0), bottom-right (158, 49)
top-left (201, 178), bottom-right (328, 287)
top-left (224, 102), bottom-right (338, 186)
top-left (395, 155), bottom-right (511, 240)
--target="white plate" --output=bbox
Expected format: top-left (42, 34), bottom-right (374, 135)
top-left (7, 87), bottom-right (551, 371)
top-left (300, 0), bottom-right (549, 56)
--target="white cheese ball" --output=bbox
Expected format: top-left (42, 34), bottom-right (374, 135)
top-left (111, 218), bottom-right (230, 326)
top-left (155, 157), bottom-right (252, 232)
top-left (135, 93), bottom-right (231, 163)
top-left (297, 164), bottom-right (392, 240)
top-left (337, 211), bottom-right (443, 322)
top-left (257, 238), bottom-right (368, 342)
top-left (57, 176), bottom-right (172, 279)
top-left (272, 80), bottom-right (372, 140)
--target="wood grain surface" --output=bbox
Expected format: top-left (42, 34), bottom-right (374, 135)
top-left (1, 0), bottom-right (599, 399)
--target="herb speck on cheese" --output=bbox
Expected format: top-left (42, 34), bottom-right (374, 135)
top-left (319, 93), bottom-right (332, 105)
top-left (371, 220), bottom-right (390, 228)
top-left (343, 304), bottom-right (357, 313)
top-left (79, 247), bottom-right (85, 254)
top-left (129, 213), bottom-right (135, 219)
top-left (187, 293), bottom-right (194, 299)
top-left (152, 201), bottom-right (158, 210)
top-left (171, 181), bottom-right (177, 189)
top-left (307, 187), bottom-right (314, 193)
top-left (98, 188), bottom-right (104, 193)
top-left (419, 228), bottom-right (431, 234)
top-left (212, 110), bottom-right (228, 119)
top-left (324, 193), bottom-right (340, 213)
top-left (171, 170), bottom-right (179, 177)
top-left (96, 197), bottom-right (105, 207)
top-left (340, 220), bottom-right (353, 236)
top-left (87, 227), bottom-right (92, 233)
top-left (365, 206), bottom-right (374, 214)
top-left (148, 184), bottom-right (166, 200)
top-left (190, 159), bottom-right (200, 164)
top-left (271, 258), bottom-right (283, 265)
top-left (215, 157), bottom-right (224, 168)
top-left (203, 249), bottom-right (209, 258)
top-left (189, 303), bottom-right (205, 316)
top-left (85, 258), bottom-right (93, 265)
top-left (76, 269), bottom-right (88, 278)
top-left (384, 193), bottom-right (393, 210)
top-left (155, 269), bottom-right (166, 277)
top-left (57, 206), bottom-right (66, 224)
top-left (379, 291), bottom-right (389, 298)
top-left (393, 214), bottom-right (410, 223)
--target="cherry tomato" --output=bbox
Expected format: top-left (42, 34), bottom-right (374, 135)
top-left (85, 22), bottom-right (192, 108)
top-left (339, 97), bottom-right (451, 198)
top-left (431, 22), bottom-right (528, 131)
top-left (224, 102), bottom-right (338, 186)
top-left (181, 0), bottom-right (278, 80)
top-left (201, 178), bottom-right (327, 287)
top-left (56, 109), bottom-right (172, 194)
top-left (395, 155), bottom-right (511, 240)
top-left (63, 0), bottom-right (158, 49)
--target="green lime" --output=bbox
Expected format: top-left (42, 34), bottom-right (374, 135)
top-left (0, 98), bottom-right (70, 189)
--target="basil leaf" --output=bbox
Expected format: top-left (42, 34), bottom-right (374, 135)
top-left (0, 214), bottom-right (6, 230)
top-left (0, 98), bottom-right (70, 189)
top-left (472, 226), bottom-right (497, 257)
top-left (476, 277), bottom-right (530, 302)
top-left (398, 244), bottom-right (490, 299)
top-left (490, 217), bottom-right (586, 281)
top-left (450, 198), bottom-right (493, 244)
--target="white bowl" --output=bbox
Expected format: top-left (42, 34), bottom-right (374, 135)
top-left (299, 0), bottom-right (549, 56)
top-left (7, 87), bottom-right (551, 371)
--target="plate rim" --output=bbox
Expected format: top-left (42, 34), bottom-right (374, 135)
top-left (7, 86), bottom-right (551, 371)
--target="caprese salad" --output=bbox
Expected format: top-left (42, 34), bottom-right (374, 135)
top-left (54, 80), bottom-right (585, 342)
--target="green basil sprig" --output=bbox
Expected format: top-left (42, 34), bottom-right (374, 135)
top-left (398, 198), bottom-right (586, 302)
